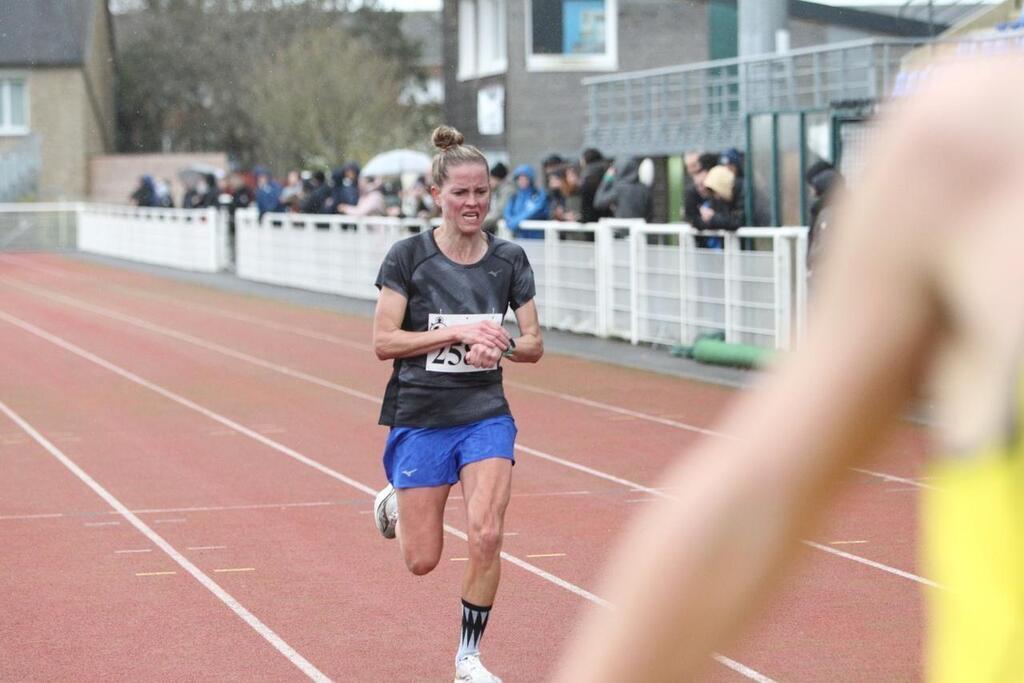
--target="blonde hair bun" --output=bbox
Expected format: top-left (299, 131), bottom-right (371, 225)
top-left (432, 126), bottom-right (465, 152)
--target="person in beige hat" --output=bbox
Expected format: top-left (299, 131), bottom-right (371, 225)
top-left (698, 164), bottom-right (744, 232)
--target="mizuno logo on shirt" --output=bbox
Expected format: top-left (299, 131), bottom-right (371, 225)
top-left (487, 270), bottom-right (500, 278)
top-left (402, 468), bottom-right (417, 477)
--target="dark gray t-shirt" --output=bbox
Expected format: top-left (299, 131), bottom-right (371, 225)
top-left (374, 229), bottom-right (536, 427)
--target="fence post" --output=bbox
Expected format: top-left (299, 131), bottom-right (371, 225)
top-left (629, 224), bottom-right (640, 345)
top-left (678, 225), bottom-right (689, 345)
top-left (723, 231), bottom-right (736, 343)
top-left (794, 228), bottom-right (809, 346)
top-left (773, 233), bottom-right (791, 350)
top-left (599, 223), bottom-right (614, 338)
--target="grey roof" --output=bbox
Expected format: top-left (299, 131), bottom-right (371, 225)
top-left (0, 0), bottom-right (97, 66)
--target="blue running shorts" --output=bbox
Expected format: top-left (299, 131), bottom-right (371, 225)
top-left (382, 415), bottom-right (517, 489)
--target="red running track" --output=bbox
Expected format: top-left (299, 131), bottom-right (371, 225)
top-left (0, 253), bottom-right (929, 681)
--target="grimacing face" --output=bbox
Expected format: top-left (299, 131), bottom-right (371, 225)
top-left (432, 162), bottom-right (491, 235)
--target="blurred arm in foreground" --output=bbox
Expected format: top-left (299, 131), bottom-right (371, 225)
top-left (554, 55), bottom-right (1024, 682)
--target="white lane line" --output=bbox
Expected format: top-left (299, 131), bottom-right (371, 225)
top-left (851, 467), bottom-right (937, 491)
top-left (803, 541), bottom-right (942, 589)
top-left (137, 571), bottom-right (177, 577)
top-left (5, 278), bottom-right (927, 491)
top-left (0, 501), bottom-right (342, 522)
top-left (189, 545), bottom-right (228, 551)
top-left (0, 309), bottom-right (773, 683)
top-left (154, 518), bottom-right (187, 524)
top-left (1, 286), bottom-right (935, 589)
top-left (0, 398), bottom-right (330, 683)
top-left (0, 512), bottom-right (64, 520)
top-left (84, 521), bottom-right (120, 527)
top-left (215, 568), bottom-right (255, 574)
top-left (115, 548), bottom-right (153, 554)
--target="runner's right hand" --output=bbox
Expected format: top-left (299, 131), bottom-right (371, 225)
top-left (454, 320), bottom-right (510, 351)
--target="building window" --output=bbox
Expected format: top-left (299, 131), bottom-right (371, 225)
top-left (526, 0), bottom-right (617, 71)
top-left (0, 76), bottom-right (28, 134)
top-left (458, 0), bottom-right (508, 81)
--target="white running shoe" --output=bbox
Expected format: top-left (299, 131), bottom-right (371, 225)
top-left (373, 484), bottom-right (398, 539)
top-left (454, 654), bottom-right (502, 683)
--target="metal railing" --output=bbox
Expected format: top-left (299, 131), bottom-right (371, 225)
top-left (582, 38), bottom-right (926, 156)
top-left (0, 201), bottom-right (78, 251)
top-left (77, 204), bottom-right (226, 272)
top-left (1, 203), bottom-right (809, 351)
top-left (237, 210), bottom-right (808, 350)
top-left (0, 135), bottom-right (41, 202)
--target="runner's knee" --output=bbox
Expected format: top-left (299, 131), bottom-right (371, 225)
top-left (402, 544), bottom-right (442, 575)
top-left (468, 521), bottom-right (502, 561)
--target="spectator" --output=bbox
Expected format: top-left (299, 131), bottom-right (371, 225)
top-left (542, 153), bottom-right (566, 184)
top-left (254, 166), bottom-right (282, 216)
top-left (154, 178), bottom-right (174, 207)
top-left (182, 179), bottom-right (202, 209)
top-left (504, 164), bottom-right (549, 239)
top-left (300, 170), bottom-right (331, 214)
top-left (697, 165), bottom-right (744, 247)
top-left (563, 164), bottom-right (583, 221)
top-left (382, 180), bottom-right (402, 217)
top-left (228, 172), bottom-right (253, 212)
top-left (278, 170), bottom-right (304, 212)
top-left (332, 162), bottom-right (361, 212)
top-left (805, 160), bottom-right (844, 275)
top-left (199, 173), bottom-right (220, 208)
top-left (683, 152), bottom-right (719, 227)
top-left (579, 148), bottom-right (612, 223)
top-left (401, 176), bottom-right (433, 219)
top-left (719, 147), bottom-right (744, 179)
top-left (547, 168), bottom-right (580, 222)
top-left (339, 175), bottom-right (386, 217)
top-left (593, 157), bottom-right (652, 221)
top-left (130, 175), bottom-right (156, 207)
top-left (483, 162), bottom-right (513, 234)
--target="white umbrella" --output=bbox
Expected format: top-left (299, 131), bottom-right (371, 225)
top-left (177, 163), bottom-right (225, 186)
top-left (361, 149), bottom-right (432, 178)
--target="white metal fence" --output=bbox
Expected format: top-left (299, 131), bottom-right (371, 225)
top-left (0, 202), bottom-right (78, 251)
top-left (77, 204), bottom-right (227, 272)
top-left (236, 210), bottom-right (807, 350)
top-left (519, 220), bottom-right (807, 349)
top-left (235, 208), bottom-right (426, 300)
top-left (1, 203), bottom-right (808, 350)
top-left (0, 135), bottom-right (41, 202)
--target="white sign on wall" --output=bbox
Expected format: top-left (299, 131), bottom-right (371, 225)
top-left (477, 84), bottom-right (505, 136)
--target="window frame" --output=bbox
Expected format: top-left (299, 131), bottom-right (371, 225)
top-left (525, 0), bottom-right (618, 72)
top-left (0, 72), bottom-right (30, 136)
top-left (457, 0), bottom-right (508, 82)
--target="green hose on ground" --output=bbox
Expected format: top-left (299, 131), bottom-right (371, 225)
top-left (690, 338), bottom-right (774, 369)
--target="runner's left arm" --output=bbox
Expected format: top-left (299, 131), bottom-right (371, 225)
top-left (505, 299), bottom-right (543, 363)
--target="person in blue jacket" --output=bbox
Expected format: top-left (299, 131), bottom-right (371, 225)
top-left (253, 166), bottom-right (282, 217)
top-left (503, 165), bottom-right (548, 239)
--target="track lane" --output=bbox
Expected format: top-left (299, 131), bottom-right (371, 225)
top-left (0, 254), bottom-right (929, 679)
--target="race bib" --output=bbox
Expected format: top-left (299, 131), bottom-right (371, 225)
top-left (426, 313), bottom-right (503, 373)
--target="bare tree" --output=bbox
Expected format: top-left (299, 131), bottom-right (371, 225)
top-left (248, 27), bottom-right (430, 172)
top-left (114, 0), bottom-right (429, 167)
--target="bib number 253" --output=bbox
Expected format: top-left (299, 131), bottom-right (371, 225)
top-left (426, 313), bottom-right (502, 373)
